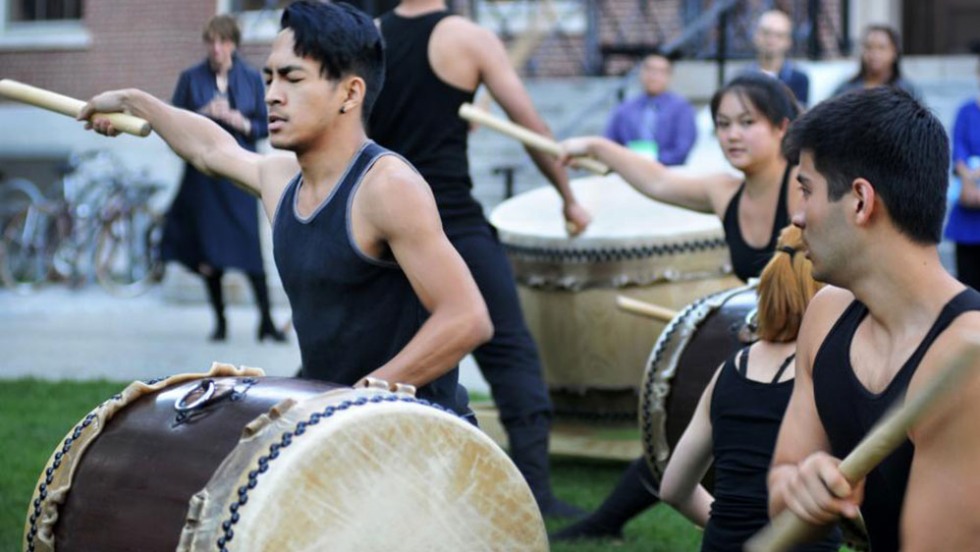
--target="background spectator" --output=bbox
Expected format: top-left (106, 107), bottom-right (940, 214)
top-left (833, 24), bottom-right (918, 97)
top-left (744, 9), bottom-right (809, 106)
top-left (944, 55), bottom-right (980, 290)
top-left (161, 15), bottom-right (285, 343)
top-left (604, 52), bottom-right (697, 166)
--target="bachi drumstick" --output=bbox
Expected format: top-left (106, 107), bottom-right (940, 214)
top-left (744, 335), bottom-right (980, 552)
top-left (458, 102), bottom-right (609, 176)
top-left (0, 79), bottom-right (151, 137)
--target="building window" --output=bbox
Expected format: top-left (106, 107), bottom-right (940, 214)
top-left (230, 0), bottom-right (289, 11)
top-left (217, 0), bottom-right (287, 42)
top-left (472, 0), bottom-right (586, 36)
top-left (0, 0), bottom-right (90, 50)
top-left (9, 0), bottom-right (83, 22)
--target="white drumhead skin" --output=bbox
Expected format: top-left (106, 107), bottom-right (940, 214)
top-left (191, 394), bottom-right (547, 552)
top-left (491, 174), bottom-right (722, 246)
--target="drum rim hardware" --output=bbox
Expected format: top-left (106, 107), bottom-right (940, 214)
top-left (173, 378), bottom-right (259, 426)
top-left (175, 379), bottom-right (218, 412)
top-left (639, 283), bottom-right (758, 478)
top-left (355, 376), bottom-right (417, 397)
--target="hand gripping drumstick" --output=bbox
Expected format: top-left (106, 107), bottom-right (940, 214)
top-left (0, 79), bottom-right (151, 137)
top-left (458, 102), bottom-right (610, 176)
top-left (616, 295), bottom-right (678, 323)
top-left (744, 335), bottom-right (980, 552)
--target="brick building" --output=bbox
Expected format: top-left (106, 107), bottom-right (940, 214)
top-left (0, 0), bottom-right (975, 189)
top-left (0, 0), bottom-right (854, 105)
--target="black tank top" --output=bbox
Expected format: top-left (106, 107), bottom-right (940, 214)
top-left (722, 166), bottom-right (792, 282)
top-left (702, 347), bottom-right (840, 552)
top-left (813, 288), bottom-right (980, 551)
top-left (369, 10), bottom-right (484, 232)
top-left (272, 141), bottom-right (463, 414)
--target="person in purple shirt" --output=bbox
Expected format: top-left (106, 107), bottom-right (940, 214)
top-left (603, 52), bottom-right (697, 166)
top-left (944, 56), bottom-right (980, 289)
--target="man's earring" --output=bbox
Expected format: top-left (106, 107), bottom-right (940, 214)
top-left (339, 104), bottom-right (347, 114)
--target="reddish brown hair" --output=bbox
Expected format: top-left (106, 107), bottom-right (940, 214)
top-left (756, 225), bottom-right (822, 342)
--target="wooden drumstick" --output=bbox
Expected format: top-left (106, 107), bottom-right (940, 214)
top-left (458, 102), bottom-right (610, 176)
top-left (0, 79), bottom-right (151, 137)
top-left (616, 295), bottom-right (678, 323)
top-left (744, 335), bottom-right (980, 552)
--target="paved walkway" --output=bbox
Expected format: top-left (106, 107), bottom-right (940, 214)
top-left (0, 283), bottom-right (490, 393)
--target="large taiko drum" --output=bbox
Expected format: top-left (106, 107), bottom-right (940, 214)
top-left (639, 284), bottom-right (758, 482)
top-left (491, 175), bottom-right (741, 418)
top-left (24, 363), bottom-right (547, 552)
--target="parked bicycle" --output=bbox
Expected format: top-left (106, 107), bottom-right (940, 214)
top-left (0, 151), bottom-right (166, 296)
top-left (0, 173), bottom-right (45, 229)
top-left (94, 180), bottom-right (166, 297)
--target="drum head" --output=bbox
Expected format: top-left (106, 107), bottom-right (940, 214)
top-left (181, 388), bottom-right (548, 551)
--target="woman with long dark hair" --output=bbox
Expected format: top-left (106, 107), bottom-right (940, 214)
top-left (553, 73), bottom-right (804, 542)
top-left (833, 24), bottom-right (918, 97)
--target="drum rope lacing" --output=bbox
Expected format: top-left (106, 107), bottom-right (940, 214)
top-left (25, 377), bottom-right (172, 551)
top-left (215, 394), bottom-right (455, 552)
top-left (639, 295), bottom-right (708, 475)
top-left (25, 411), bottom-right (99, 551)
top-left (501, 237), bottom-right (728, 264)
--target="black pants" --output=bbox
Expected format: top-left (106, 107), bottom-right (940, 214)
top-left (448, 226), bottom-right (552, 425)
top-left (956, 242), bottom-right (980, 290)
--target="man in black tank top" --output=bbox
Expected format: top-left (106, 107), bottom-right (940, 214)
top-left (368, 0), bottom-right (591, 518)
top-left (78, 2), bottom-right (492, 416)
top-left (767, 87), bottom-right (980, 549)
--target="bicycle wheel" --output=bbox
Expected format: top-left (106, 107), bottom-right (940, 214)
top-left (0, 177), bottom-right (44, 229)
top-left (95, 206), bottom-right (164, 297)
top-left (0, 208), bottom-right (55, 293)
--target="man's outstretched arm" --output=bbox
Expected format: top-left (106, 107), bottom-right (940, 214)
top-left (79, 89), bottom-right (267, 197)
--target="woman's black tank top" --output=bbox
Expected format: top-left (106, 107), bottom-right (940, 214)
top-left (721, 166), bottom-right (792, 282)
top-left (369, 10), bottom-right (484, 231)
top-left (813, 288), bottom-right (980, 551)
top-left (271, 141), bottom-right (463, 414)
top-left (702, 347), bottom-right (840, 552)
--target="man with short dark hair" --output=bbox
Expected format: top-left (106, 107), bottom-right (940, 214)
top-left (603, 52), bottom-right (697, 165)
top-left (768, 86), bottom-right (980, 550)
top-left (368, 0), bottom-right (588, 518)
top-left (79, 1), bottom-right (492, 416)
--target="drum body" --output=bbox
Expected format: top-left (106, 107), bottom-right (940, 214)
top-left (492, 175), bottom-right (740, 417)
top-left (640, 284), bottom-right (758, 480)
top-left (24, 364), bottom-right (547, 552)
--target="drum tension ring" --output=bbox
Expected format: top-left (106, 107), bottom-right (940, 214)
top-left (174, 378), bottom-right (258, 425)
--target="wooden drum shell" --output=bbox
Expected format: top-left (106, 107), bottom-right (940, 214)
top-left (492, 175), bottom-right (740, 418)
top-left (51, 376), bottom-right (335, 550)
top-left (640, 285), bottom-right (758, 481)
top-left (24, 365), bottom-right (547, 552)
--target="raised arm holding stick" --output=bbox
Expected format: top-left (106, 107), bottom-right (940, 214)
top-left (80, 1), bottom-right (492, 417)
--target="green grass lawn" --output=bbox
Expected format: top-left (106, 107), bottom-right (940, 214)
top-left (0, 379), bottom-right (702, 551)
